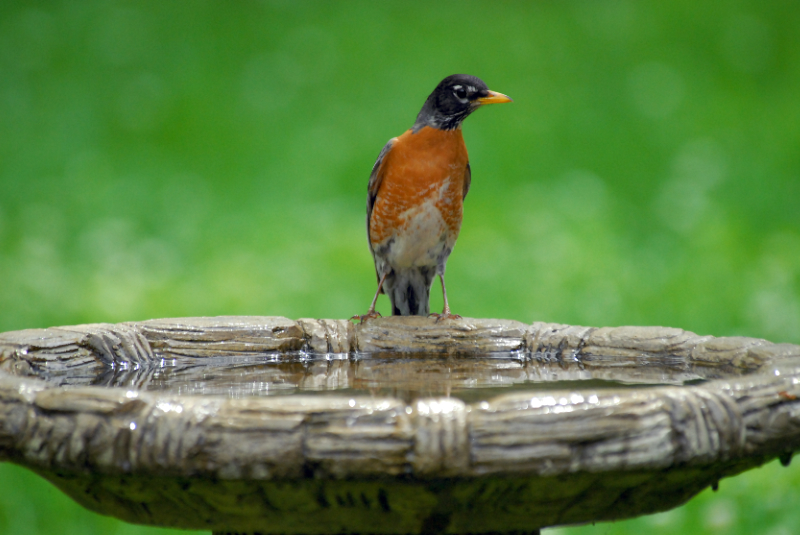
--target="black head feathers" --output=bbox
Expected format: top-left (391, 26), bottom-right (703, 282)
top-left (414, 74), bottom-right (512, 131)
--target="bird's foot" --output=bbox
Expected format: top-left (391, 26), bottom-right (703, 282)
top-left (350, 310), bottom-right (382, 324)
top-left (429, 312), bottom-right (462, 323)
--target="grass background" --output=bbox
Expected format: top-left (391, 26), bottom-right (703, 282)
top-left (1, 1), bottom-right (798, 533)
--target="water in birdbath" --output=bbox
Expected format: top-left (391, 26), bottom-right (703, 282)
top-left (35, 350), bottom-right (739, 403)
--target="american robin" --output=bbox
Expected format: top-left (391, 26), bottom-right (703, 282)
top-left (354, 74), bottom-right (512, 321)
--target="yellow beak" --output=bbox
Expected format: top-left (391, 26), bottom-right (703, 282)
top-left (477, 90), bottom-right (513, 105)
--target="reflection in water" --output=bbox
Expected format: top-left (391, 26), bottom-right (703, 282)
top-left (35, 350), bottom-right (746, 402)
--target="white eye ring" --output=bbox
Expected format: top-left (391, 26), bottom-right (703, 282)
top-left (452, 85), bottom-right (468, 103)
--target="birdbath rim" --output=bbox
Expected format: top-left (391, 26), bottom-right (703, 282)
top-left (1, 315), bottom-right (799, 534)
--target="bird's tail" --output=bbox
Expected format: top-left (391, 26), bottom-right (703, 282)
top-left (385, 267), bottom-right (436, 316)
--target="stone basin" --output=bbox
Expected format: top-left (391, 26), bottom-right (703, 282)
top-left (1, 316), bottom-right (799, 534)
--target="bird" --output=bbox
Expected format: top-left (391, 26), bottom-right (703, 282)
top-left (354, 74), bottom-right (512, 321)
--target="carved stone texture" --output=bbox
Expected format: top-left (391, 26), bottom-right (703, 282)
top-left (0, 316), bottom-right (799, 534)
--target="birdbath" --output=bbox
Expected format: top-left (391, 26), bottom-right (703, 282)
top-left (1, 316), bottom-right (799, 534)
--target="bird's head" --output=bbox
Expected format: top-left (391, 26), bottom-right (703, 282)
top-left (415, 74), bottom-right (512, 131)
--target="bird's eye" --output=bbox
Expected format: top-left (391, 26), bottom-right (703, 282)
top-left (453, 86), bottom-right (467, 100)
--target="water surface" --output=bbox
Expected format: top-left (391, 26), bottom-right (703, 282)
top-left (37, 351), bottom-right (747, 403)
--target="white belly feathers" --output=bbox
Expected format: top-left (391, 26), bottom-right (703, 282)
top-left (383, 178), bottom-right (457, 269)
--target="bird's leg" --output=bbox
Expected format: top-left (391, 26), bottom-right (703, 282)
top-left (430, 273), bottom-right (462, 322)
top-left (351, 272), bottom-right (387, 323)
top-left (366, 273), bottom-right (386, 315)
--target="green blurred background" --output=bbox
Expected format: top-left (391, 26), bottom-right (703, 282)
top-left (1, 1), bottom-right (798, 534)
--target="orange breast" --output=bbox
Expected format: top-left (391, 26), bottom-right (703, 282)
top-left (369, 126), bottom-right (468, 247)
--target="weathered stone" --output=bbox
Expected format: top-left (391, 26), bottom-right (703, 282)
top-left (355, 316), bottom-right (528, 353)
top-left (297, 318), bottom-right (353, 353)
top-left (0, 315), bottom-right (798, 534)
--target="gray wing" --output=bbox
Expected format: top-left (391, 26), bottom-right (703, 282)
top-left (367, 138), bottom-right (396, 218)
top-left (463, 162), bottom-right (472, 200)
top-left (366, 138), bottom-right (396, 283)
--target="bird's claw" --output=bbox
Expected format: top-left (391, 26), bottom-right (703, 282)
top-left (429, 312), bottom-right (462, 323)
top-left (350, 311), bottom-right (382, 324)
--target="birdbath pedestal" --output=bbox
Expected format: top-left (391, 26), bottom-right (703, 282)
top-left (1, 316), bottom-right (799, 534)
